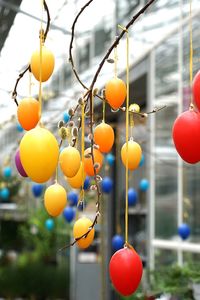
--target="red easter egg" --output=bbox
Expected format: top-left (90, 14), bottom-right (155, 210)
top-left (192, 70), bottom-right (200, 110)
top-left (109, 248), bottom-right (143, 296)
top-left (172, 110), bottom-right (200, 164)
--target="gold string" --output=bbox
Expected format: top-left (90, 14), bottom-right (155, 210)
top-left (102, 99), bottom-right (106, 123)
top-left (189, 0), bottom-right (193, 107)
top-left (39, 0), bottom-right (44, 119)
top-left (81, 102), bottom-right (85, 204)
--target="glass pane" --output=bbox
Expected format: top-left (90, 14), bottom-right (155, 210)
top-left (155, 161), bottom-right (178, 239)
top-left (155, 248), bottom-right (177, 267)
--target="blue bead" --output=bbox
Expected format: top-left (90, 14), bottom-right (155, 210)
top-left (139, 179), bottom-right (149, 192)
top-left (63, 206), bottom-right (75, 222)
top-left (45, 218), bottom-right (54, 231)
top-left (128, 188), bottom-right (138, 206)
top-left (68, 191), bottom-right (79, 206)
top-left (112, 235), bottom-right (124, 251)
top-left (32, 184), bottom-right (43, 197)
top-left (178, 223), bottom-right (191, 240)
top-left (101, 177), bottom-right (113, 194)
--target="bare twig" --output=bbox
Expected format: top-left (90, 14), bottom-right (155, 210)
top-left (11, 0), bottom-right (51, 106)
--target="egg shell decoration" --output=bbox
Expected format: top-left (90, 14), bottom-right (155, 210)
top-left (30, 46), bottom-right (55, 82)
top-left (19, 127), bottom-right (59, 183)
top-left (128, 188), bottom-right (138, 206)
top-left (112, 235), bottom-right (124, 252)
top-left (101, 176), bottom-right (113, 194)
top-left (15, 150), bottom-right (28, 177)
top-left (106, 153), bottom-right (115, 166)
top-left (94, 122), bottom-right (114, 153)
top-left (63, 112), bottom-right (70, 123)
top-left (105, 77), bottom-right (126, 110)
top-left (17, 98), bottom-right (40, 131)
top-left (139, 179), bottom-right (149, 192)
top-left (109, 247), bottom-right (143, 296)
top-left (0, 187), bottom-right (10, 201)
top-left (3, 166), bottom-right (12, 178)
top-left (16, 123), bottom-right (24, 132)
top-left (32, 184), bottom-right (43, 198)
top-left (83, 176), bottom-right (90, 190)
top-left (44, 183), bottom-right (67, 217)
top-left (59, 146), bottom-right (81, 178)
top-left (45, 218), bottom-right (54, 231)
top-left (84, 148), bottom-right (104, 176)
top-left (192, 70), bottom-right (200, 111)
top-left (121, 140), bottom-right (142, 171)
top-left (178, 223), bottom-right (191, 240)
top-left (139, 154), bottom-right (145, 167)
top-left (63, 206), bottom-right (75, 223)
top-left (73, 216), bottom-right (95, 249)
top-left (68, 191), bottom-right (79, 207)
top-left (172, 110), bottom-right (200, 164)
top-left (67, 162), bottom-right (85, 189)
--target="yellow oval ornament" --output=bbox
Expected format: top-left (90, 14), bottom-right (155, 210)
top-left (121, 139), bottom-right (142, 171)
top-left (73, 217), bottom-right (95, 249)
top-left (67, 162), bottom-right (86, 189)
top-left (59, 146), bottom-right (81, 178)
top-left (44, 183), bottom-right (67, 217)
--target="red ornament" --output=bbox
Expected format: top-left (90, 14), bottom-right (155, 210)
top-left (192, 70), bottom-right (200, 110)
top-left (172, 110), bottom-right (200, 164)
top-left (109, 247), bottom-right (143, 296)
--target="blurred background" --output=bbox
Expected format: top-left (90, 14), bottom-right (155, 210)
top-left (0, 0), bottom-right (200, 299)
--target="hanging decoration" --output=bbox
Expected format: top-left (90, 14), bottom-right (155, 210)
top-left (112, 234), bottom-right (124, 252)
top-left (17, 97), bottom-right (40, 131)
top-left (128, 188), bottom-right (138, 206)
top-left (3, 166), bottom-right (12, 178)
top-left (139, 179), bottom-right (149, 192)
top-left (44, 183), bottom-right (67, 217)
top-left (105, 153), bottom-right (115, 166)
top-left (73, 216), bottom-right (95, 249)
top-left (15, 150), bottom-right (28, 177)
top-left (178, 223), bottom-right (191, 240)
top-left (32, 184), bottom-right (43, 198)
top-left (67, 191), bottom-right (79, 207)
top-left (83, 176), bottom-right (90, 190)
top-left (63, 206), bottom-right (75, 223)
top-left (45, 218), bottom-right (55, 231)
top-left (101, 176), bottom-right (113, 194)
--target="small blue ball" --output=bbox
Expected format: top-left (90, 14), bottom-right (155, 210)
top-left (0, 187), bottom-right (10, 200)
top-left (101, 177), bottom-right (113, 194)
top-left (63, 206), bottom-right (75, 222)
top-left (32, 184), bottom-right (43, 198)
top-left (139, 178), bottom-right (149, 192)
top-left (45, 218), bottom-right (54, 231)
top-left (63, 112), bottom-right (70, 123)
top-left (68, 191), bottom-right (79, 206)
top-left (112, 235), bottom-right (124, 251)
top-left (83, 177), bottom-right (90, 190)
top-left (105, 153), bottom-right (115, 166)
top-left (3, 167), bottom-right (12, 178)
top-left (128, 188), bottom-right (138, 206)
top-left (16, 123), bottom-right (24, 132)
top-left (178, 223), bottom-right (191, 240)
top-left (139, 154), bottom-right (145, 167)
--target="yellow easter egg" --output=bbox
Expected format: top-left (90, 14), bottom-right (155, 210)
top-left (73, 217), bottom-right (95, 249)
top-left (44, 183), bottom-right (67, 217)
top-left (59, 146), bottom-right (81, 178)
top-left (121, 140), bottom-right (142, 171)
top-left (19, 127), bottom-right (59, 183)
top-left (30, 46), bottom-right (55, 82)
top-left (67, 162), bottom-right (86, 189)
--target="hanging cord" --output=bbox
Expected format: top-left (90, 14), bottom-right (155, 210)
top-left (39, 0), bottom-right (44, 119)
top-left (115, 127), bottom-right (122, 235)
top-left (81, 102), bottom-right (85, 207)
top-left (189, 0), bottom-right (193, 109)
top-left (102, 97), bottom-right (106, 123)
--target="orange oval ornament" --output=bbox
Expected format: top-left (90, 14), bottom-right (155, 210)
top-left (105, 77), bottom-right (126, 110)
top-left (84, 148), bottom-right (103, 176)
top-left (94, 122), bottom-right (114, 153)
top-left (17, 97), bottom-right (40, 131)
top-left (73, 217), bottom-right (95, 249)
top-left (67, 162), bottom-right (86, 189)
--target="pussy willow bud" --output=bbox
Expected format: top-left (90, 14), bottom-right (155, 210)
top-left (94, 144), bottom-right (99, 150)
top-left (59, 127), bottom-right (67, 140)
top-left (68, 121), bottom-right (74, 127)
top-left (94, 163), bottom-right (100, 169)
top-left (78, 97), bottom-right (84, 105)
top-left (72, 127), bottom-right (78, 137)
top-left (58, 120), bottom-right (64, 128)
top-left (93, 88), bottom-right (99, 96)
top-left (68, 108), bottom-right (74, 116)
top-left (107, 58), bottom-right (115, 63)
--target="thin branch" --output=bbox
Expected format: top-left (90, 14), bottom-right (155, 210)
top-left (11, 0), bottom-right (51, 106)
top-left (69, 0), bottom-right (94, 90)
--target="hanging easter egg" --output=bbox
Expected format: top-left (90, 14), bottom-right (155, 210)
top-left (106, 153), bottom-right (115, 166)
top-left (44, 183), bottom-right (67, 217)
top-left (139, 154), bottom-right (145, 167)
top-left (63, 206), bottom-right (75, 223)
top-left (105, 77), bottom-right (126, 110)
top-left (109, 247), bottom-right (143, 296)
top-left (19, 127), bottom-right (59, 183)
top-left (172, 110), bottom-right (200, 164)
top-left (63, 112), bottom-right (70, 123)
top-left (192, 70), bottom-right (200, 111)
top-left (0, 187), bottom-right (10, 201)
top-left (30, 46), bottom-right (55, 82)
top-left (94, 122), bottom-right (114, 153)
top-left (59, 146), bottom-right (81, 178)
top-left (178, 223), bottom-right (191, 240)
top-left (84, 148), bottom-right (104, 176)
top-left (101, 176), bottom-right (113, 194)
top-left (17, 98), bottom-right (40, 131)
top-left (3, 166), bottom-right (12, 178)
top-left (73, 217), bottom-right (95, 249)
top-left (32, 184), bottom-right (43, 198)
top-left (83, 176), bottom-right (90, 190)
top-left (112, 235), bottom-right (124, 252)
top-left (15, 150), bottom-right (28, 177)
top-left (139, 179), bottom-right (149, 192)
top-left (67, 162), bottom-right (85, 189)
top-left (68, 191), bottom-right (79, 207)
top-left (16, 123), bottom-right (24, 132)
top-left (128, 188), bottom-right (138, 206)
top-left (121, 140), bottom-right (142, 171)
top-left (45, 218), bottom-right (54, 231)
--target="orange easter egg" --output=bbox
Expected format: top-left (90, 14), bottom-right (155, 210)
top-left (30, 46), bottom-right (55, 82)
top-left (67, 162), bottom-right (86, 189)
top-left (94, 122), bottom-right (114, 153)
top-left (17, 97), bottom-right (40, 131)
top-left (84, 148), bottom-right (103, 176)
top-left (44, 183), bottom-right (67, 217)
top-left (59, 146), bottom-right (81, 178)
top-left (73, 217), bottom-right (95, 249)
top-left (105, 77), bottom-right (126, 110)
top-left (19, 127), bottom-right (59, 183)
top-left (121, 140), bottom-right (142, 171)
